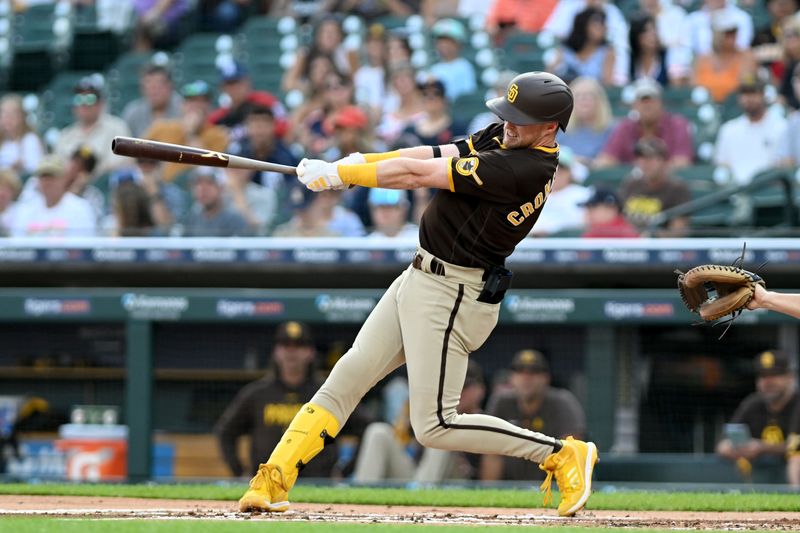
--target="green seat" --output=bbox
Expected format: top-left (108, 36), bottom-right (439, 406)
top-left (675, 165), bottom-right (718, 199)
top-left (690, 202), bottom-right (734, 227)
top-left (584, 165), bottom-right (634, 189)
top-left (70, 29), bottom-right (120, 71)
top-left (453, 91), bottom-right (489, 124)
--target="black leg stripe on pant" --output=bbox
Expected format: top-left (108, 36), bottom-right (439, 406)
top-left (436, 283), bottom-right (559, 448)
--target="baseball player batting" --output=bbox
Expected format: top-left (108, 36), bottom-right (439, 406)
top-left (238, 71), bottom-right (598, 517)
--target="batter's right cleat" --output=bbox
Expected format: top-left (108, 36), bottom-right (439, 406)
top-left (539, 436), bottom-right (598, 517)
top-left (238, 464), bottom-right (291, 513)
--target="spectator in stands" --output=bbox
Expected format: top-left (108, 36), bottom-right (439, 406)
top-left (354, 23), bottom-right (389, 123)
top-left (122, 64), bottom-right (183, 138)
top-left (0, 169), bottom-right (21, 237)
top-left (480, 350), bottom-right (585, 482)
top-left (751, 0), bottom-right (798, 80)
top-left (215, 321), bottom-right (340, 478)
top-left (544, 0), bottom-right (630, 86)
top-left (558, 76), bottom-right (615, 166)
top-left (227, 105), bottom-right (292, 234)
top-left (637, 0), bottom-right (692, 83)
top-left (628, 14), bottom-right (670, 86)
top-left (295, 71), bottom-right (356, 158)
top-left (530, 146), bottom-right (590, 237)
top-left (401, 78), bottom-right (467, 147)
top-left (353, 360), bottom-right (485, 483)
top-left (133, 158), bottom-right (187, 230)
top-left (687, 0), bottom-right (754, 57)
top-left (55, 76), bottom-right (131, 177)
top-left (132, 0), bottom-right (190, 51)
top-left (7, 157), bottom-right (97, 237)
top-left (484, 0), bottom-right (558, 39)
top-left (716, 349), bottom-right (798, 477)
top-left (365, 188), bottom-right (418, 239)
top-left (324, 0), bottom-right (418, 21)
top-left (282, 15), bottom-right (354, 93)
top-left (180, 168), bottom-right (251, 237)
top-left (789, 404), bottom-right (800, 487)
top-left (65, 146), bottom-right (104, 221)
top-left (108, 176), bottom-right (157, 237)
top-left (199, 0), bottom-right (253, 32)
top-left (548, 7), bottom-right (616, 87)
top-left (0, 94), bottom-right (44, 176)
top-left (618, 138), bottom-right (691, 237)
top-left (377, 64), bottom-right (425, 145)
top-left (777, 15), bottom-right (800, 110)
top-left (273, 184), bottom-right (365, 237)
top-left (595, 78), bottom-right (693, 169)
top-left (428, 18), bottom-right (476, 103)
top-left (580, 187), bottom-right (640, 238)
top-left (693, 10), bottom-right (757, 104)
top-left (778, 64), bottom-right (800, 166)
top-left (209, 61), bottom-right (287, 145)
top-left (145, 80), bottom-right (229, 182)
top-left (422, 0), bottom-right (491, 28)
top-left (386, 29), bottom-right (413, 70)
top-left (714, 73), bottom-right (788, 185)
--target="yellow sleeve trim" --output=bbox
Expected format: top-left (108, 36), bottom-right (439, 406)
top-left (363, 150), bottom-right (401, 163)
top-left (466, 136), bottom-right (476, 155)
top-left (446, 156), bottom-right (454, 192)
top-left (339, 163), bottom-right (379, 188)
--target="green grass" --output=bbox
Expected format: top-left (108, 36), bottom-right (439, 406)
top-left (0, 520), bottom-right (745, 533)
top-left (0, 483), bottom-right (799, 512)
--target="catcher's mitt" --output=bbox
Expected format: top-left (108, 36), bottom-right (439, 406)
top-left (676, 265), bottom-right (765, 322)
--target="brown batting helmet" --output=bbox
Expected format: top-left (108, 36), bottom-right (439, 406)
top-left (486, 71), bottom-right (573, 132)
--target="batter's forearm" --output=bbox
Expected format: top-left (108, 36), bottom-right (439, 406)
top-left (339, 157), bottom-right (450, 190)
top-left (362, 145), bottom-right (459, 162)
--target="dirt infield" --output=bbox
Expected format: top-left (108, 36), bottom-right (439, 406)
top-left (2, 495), bottom-right (800, 529)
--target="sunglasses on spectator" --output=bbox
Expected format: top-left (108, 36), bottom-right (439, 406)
top-left (73, 93), bottom-right (99, 106)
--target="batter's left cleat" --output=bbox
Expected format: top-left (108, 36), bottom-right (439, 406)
top-left (539, 436), bottom-right (598, 517)
top-left (238, 464), bottom-right (291, 513)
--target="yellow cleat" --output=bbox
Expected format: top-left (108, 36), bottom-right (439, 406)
top-left (238, 464), bottom-right (291, 513)
top-left (539, 436), bottom-right (598, 517)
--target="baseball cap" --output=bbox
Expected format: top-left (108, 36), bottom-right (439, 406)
top-left (418, 78), bottom-right (447, 98)
top-left (71, 145), bottom-right (97, 173)
top-left (274, 321), bottom-right (314, 346)
top-left (754, 349), bottom-right (792, 377)
top-left (287, 183), bottom-right (314, 210)
top-left (579, 187), bottom-right (622, 209)
top-left (368, 188), bottom-right (408, 207)
top-left (181, 79), bottom-right (211, 98)
top-left (711, 10), bottom-right (739, 33)
top-left (739, 72), bottom-right (766, 93)
top-left (634, 138), bottom-right (668, 159)
top-left (36, 156), bottom-right (64, 177)
top-left (330, 105), bottom-right (368, 130)
top-left (432, 18), bottom-right (467, 43)
top-left (511, 349), bottom-right (550, 373)
top-left (632, 78), bottom-right (662, 100)
top-left (190, 167), bottom-right (226, 186)
top-left (218, 60), bottom-right (248, 83)
top-left (74, 75), bottom-right (104, 96)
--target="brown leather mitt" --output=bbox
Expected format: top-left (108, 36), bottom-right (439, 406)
top-left (676, 265), bottom-right (765, 322)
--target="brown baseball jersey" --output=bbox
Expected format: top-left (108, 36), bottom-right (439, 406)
top-left (730, 390), bottom-right (799, 452)
top-left (215, 376), bottom-right (336, 477)
top-left (420, 122), bottom-right (559, 269)
top-left (486, 388), bottom-right (586, 480)
top-left (618, 176), bottom-right (691, 226)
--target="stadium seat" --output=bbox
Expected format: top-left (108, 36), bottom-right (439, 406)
top-left (584, 165), bottom-right (634, 189)
top-left (453, 91), bottom-right (489, 124)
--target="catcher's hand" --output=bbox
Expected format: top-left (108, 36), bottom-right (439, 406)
top-left (676, 264), bottom-right (765, 322)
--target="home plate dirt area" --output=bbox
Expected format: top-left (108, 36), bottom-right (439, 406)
top-left (1, 495), bottom-right (800, 529)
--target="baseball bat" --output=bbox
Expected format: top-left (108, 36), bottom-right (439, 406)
top-left (111, 136), bottom-right (297, 175)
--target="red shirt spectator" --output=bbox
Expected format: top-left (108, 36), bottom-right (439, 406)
top-left (596, 78), bottom-right (694, 169)
top-left (580, 188), bottom-right (640, 238)
top-left (487, 0), bottom-right (559, 35)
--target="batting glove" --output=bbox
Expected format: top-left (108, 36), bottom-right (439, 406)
top-left (335, 152), bottom-right (366, 165)
top-left (297, 158), bottom-right (344, 191)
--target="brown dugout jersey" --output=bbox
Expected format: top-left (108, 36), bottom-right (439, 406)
top-left (214, 375), bottom-right (336, 477)
top-left (731, 390), bottom-right (799, 454)
top-left (485, 388), bottom-right (586, 480)
top-left (419, 122), bottom-right (559, 269)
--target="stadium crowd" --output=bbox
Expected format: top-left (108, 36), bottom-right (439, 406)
top-left (0, 0), bottom-right (799, 239)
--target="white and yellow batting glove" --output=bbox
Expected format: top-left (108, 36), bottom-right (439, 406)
top-left (297, 158), bottom-right (345, 192)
